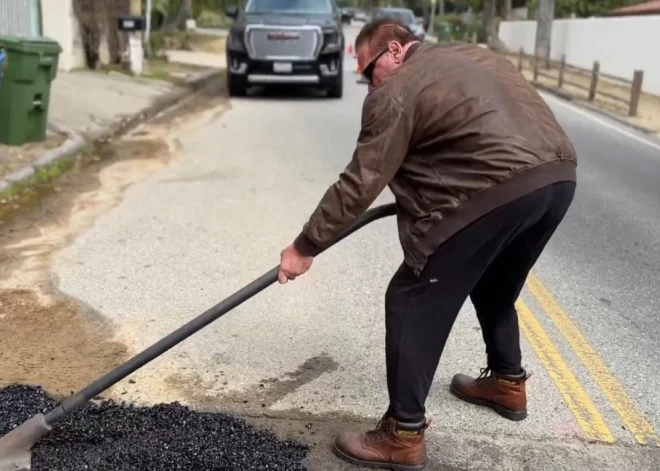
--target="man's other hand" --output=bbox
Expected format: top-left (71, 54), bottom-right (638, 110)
top-left (278, 244), bottom-right (313, 283)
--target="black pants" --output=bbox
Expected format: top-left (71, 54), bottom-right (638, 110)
top-left (385, 181), bottom-right (576, 423)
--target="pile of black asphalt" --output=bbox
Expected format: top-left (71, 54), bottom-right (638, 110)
top-left (0, 385), bottom-right (308, 470)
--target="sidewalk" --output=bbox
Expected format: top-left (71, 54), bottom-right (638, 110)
top-left (165, 50), bottom-right (226, 69)
top-left (50, 71), bottom-right (177, 139)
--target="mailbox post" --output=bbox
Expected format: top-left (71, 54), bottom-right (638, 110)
top-left (118, 14), bottom-right (146, 75)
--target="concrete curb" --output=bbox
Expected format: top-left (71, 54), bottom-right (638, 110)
top-left (0, 133), bottom-right (87, 195)
top-left (185, 67), bottom-right (224, 90)
top-left (0, 68), bottom-right (224, 197)
top-left (532, 81), bottom-right (658, 136)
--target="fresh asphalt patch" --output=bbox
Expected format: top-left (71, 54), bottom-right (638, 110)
top-left (0, 385), bottom-right (309, 470)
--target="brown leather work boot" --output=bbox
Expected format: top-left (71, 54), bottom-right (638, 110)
top-left (333, 414), bottom-right (430, 470)
top-left (450, 367), bottom-right (530, 421)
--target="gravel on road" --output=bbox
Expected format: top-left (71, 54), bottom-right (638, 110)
top-left (0, 385), bottom-right (309, 471)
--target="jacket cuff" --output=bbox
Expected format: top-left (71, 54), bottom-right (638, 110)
top-left (293, 232), bottom-right (320, 257)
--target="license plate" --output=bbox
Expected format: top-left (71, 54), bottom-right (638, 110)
top-left (273, 62), bottom-right (292, 73)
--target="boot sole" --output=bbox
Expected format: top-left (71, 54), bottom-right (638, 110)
top-left (449, 385), bottom-right (527, 422)
top-left (333, 443), bottom-right (427, 470)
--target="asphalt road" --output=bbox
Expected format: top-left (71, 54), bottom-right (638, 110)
top-left (51, 27), bottom-right (660, 470)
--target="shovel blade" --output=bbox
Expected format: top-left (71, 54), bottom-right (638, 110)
top-left (0, 453), bottom-right (30, 471)
top-left (0, 414), bottom-right (51, 471)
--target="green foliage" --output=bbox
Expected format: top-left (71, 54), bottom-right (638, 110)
top-left (179, 31), bottom-right (192, 49)
top-left (0, 157), bottom-right (75, 203)
top-left (149, 30), bottom-right (166, 55)
top-left (191, 0), bottom-right (240, 18)
top-left (158, 0), bottom-right (652, 24)
top-left (433, 13), bottom-right (488, 42)
top-left (434, 14), bottom-right (466, 40)
top-left (467, 0), bottom-right (483, 10)
top-left (196, 10), bottom-right (230, 27)
top-left (152, 0), bottom-right (180, 17)
top-left (526, 0), bottom-right (648, 18)
top-left (148, 30), bottom-right (193, 57)
top-left (442, 13), bottom-right (466, 29)
top-left (150, 0), bottom-right (237, 31)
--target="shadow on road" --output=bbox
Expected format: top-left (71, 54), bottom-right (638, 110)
top-left (237, 85), bottom-right (333, 101)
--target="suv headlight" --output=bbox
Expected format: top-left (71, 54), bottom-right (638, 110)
top-left (322, 29), bottom-right (341, 53)
top-left (227, 29), bottom-right (246, 52)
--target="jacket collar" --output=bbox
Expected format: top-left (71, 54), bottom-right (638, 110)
top-left (404, 41), bottom-right (423, 62)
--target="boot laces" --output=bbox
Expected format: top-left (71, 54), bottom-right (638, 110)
top-left (476, 367), bottom-right (492, 382)
top-left (365, 416), bottom-right (389, 443)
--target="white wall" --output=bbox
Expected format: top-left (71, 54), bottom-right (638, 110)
top-left (40, 0), bottom-right (82, 70)
top-left (498, 16), bottom-right (660, 96)
top-left (40, 0), bottom-right (111, 72)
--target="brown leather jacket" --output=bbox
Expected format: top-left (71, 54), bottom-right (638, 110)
top-left (294, 41), bottom-right (577, 276)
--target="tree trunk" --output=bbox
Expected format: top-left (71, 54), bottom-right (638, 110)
top-left (534, 0), bottom-right (554, 67)
top-left (503, 0), bottom-right (512, 20)
top-left (106, 0), bottom-right (131, 64)
top-left (164, 0), bottom-right (193, 31)
top-left (421, 0), bottom-right (429, 31)
top-left (73, 0), bottom-right (102, 69)
top-left (482, 0), bottom-right (508, 53)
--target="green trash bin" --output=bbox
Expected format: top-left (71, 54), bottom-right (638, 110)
top-left (0, 35), bottom-right (62, 146)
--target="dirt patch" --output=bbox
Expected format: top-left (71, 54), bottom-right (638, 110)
top-left (0, 136), bottom-right (174, 295)
top-left (0, 289), bottom-right (127, 396)
top-left (0, 81), bottom-right (229, 399)
top-left (0, 132), bottom-right (68, 180)
top-left (189, 33), bottom-right (226, 53)
top-left (0, 80), bottom-right (227, 228)
top-left (505, 54), bottom-right (660, 134)
top-left (0, 134), bottom-right (178, 399)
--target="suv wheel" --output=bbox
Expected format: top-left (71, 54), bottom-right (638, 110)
top-left (326, 71), bottom-right (343, 99)
top-left (227, 73), bottom-right (246, 97)
top-left (327, 81), bottom-right (343, 98)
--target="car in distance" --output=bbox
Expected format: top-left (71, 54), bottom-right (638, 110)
top-left (352, 9), bottom-right (368, 22)
top-left (340, 7), bottom-right (354, 24)
top-left (224, 0), bottom-right (346, 98)
top-left (372, 7), bottom-right (425, 41)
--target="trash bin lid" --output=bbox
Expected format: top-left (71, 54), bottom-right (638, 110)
top-left (0, 35), bottom-right (62, 55)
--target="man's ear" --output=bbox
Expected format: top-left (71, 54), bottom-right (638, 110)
top-left (389, 41), bottom-right (405, 64)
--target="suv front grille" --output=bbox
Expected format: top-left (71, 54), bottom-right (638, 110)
top-left (245, 25), bottom-right (322, 60)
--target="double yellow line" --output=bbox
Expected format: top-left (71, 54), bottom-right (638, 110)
top-left (519, 272), bottom-right (659, 446)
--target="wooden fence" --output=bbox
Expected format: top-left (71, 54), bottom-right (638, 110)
top-left (516, 48), bottom-right (645, 117)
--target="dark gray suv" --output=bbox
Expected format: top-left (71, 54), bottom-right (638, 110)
top-left (224, 0), bottom-right (346, 98)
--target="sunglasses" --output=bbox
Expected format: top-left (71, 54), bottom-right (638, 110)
top-left (361, 48), bottom-right (388, 83)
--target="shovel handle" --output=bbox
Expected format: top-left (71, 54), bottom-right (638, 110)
top-left (45, 202), bottom-right (397, 424)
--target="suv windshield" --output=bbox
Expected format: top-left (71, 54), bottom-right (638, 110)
top-left (375, 9), bottom-right (415, 24)
top-left (245, 0), bottom-right (333, 14)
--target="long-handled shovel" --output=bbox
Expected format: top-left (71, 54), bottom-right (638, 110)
top-left (0, 202), bottom-right (397, 471)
